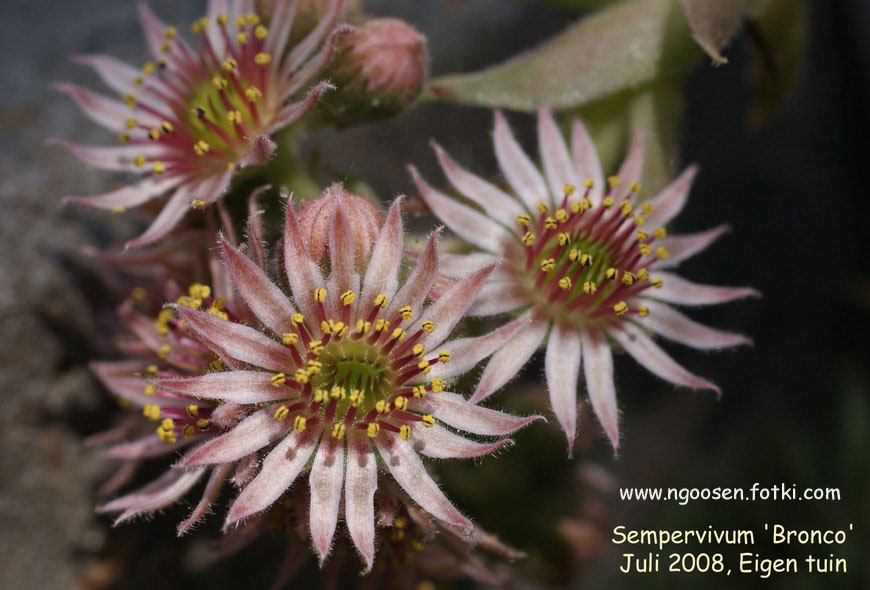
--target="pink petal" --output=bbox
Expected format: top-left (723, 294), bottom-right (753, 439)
top-left (205, 0), bottom-right (230, 57)
top-left (419, 265), bottom-right (495, 350)
top-left (375, 436), bottom-right (472, 532)
top-left (416, 391), bottom-right (543, 436)
top-left (279, 24), bottom-right (352, 100)
top-left (432, 141), bottom-right (525, 228)
top-left (269, 81), bottom-right (335, 132)
top-left (438, 252), bottom-right (500, 279)
top-left (580, 328), bottom-right (619, 451)
top-left (54, 82), bottom-right (156, 132)
top-left (224, 428), bottom-right (321, 527)
top-left (611, 322), bottom-right (720, 393)
top-left (63, 174), bottom-right (179, 210)
top-left (198, 167), bottom-right (234, 206)
top-left (544, 322), bottom-right (581, 450)
top-left (47, 139), bottom-right (164, 172)
top-left (240, 134), bottom-right (276, 167)
top-left (264, 0), bottom-right (297, 57)
top-left (246, 187), bottom-right (268, 269)
top-left (309, 435), bottom-right (345, 564)
top-left (386, 229), bottom-right (440, 320)
top-left (345, 430), bottom-right (377, 572)
top-left (327, 198), bottom-right (361, 316)
top-left (360, 199), bottom-right (403, 309)
top-left (410, 165), bottom-right (511, 254)
top-left (412, 425), bottom-right (513, 459)
top-left (173, 305), bottom-right (294, 372)
top-left (89, 361), bottom-right (168, 408)
top-left (124, 183), bottom-right (195, 249)
top-left (181, 409), bottom-right (292, 467)
top-left (158, 371), bottom-right (291, 404)
top-left (493, 111), bottom-right (548, 211)
top-left (102, 434), bottom-right (191, 460)
top-left (634, 300), bottom-right (752, 349)
top-left (177, 463), bottom-right (232, 536)
top-left (617, 131), bottom-right (645, 193)
top-left (652, 225), bottom-right (730, 269)
top-left (538, 108), bottom-right (579, 206)
top-left (99, 468), bottom-right (180, 513)
top-left (645, 165), bottom-right (699, 228)
top-left (221, 235), bottom-right (297, 337)
top-left (232, 453), bottom-right (260, 488)
top-left (71, 54), bottom-right (143, 96)
top-left (425, 314), bottom-right (531, 381)
top-left (646, 271), bottom-right (760, 306)
top-left (471, 313), bottom-right (547, 404)
top-left (282, 0), bottom-right (342, 74)
top-left (283, 199), bottom-right (325, 323)
top-left (104, 468), bottom-right (205, 523)
top-left (570, 118), bottom-right (604, 204)
top-left (137, 2), bottom-right (171, 61)
top-left (469, 281), bottom-right (529, 316)
top-left (117, 303), bottom-right (163, 353)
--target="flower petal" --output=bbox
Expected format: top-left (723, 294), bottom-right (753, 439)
top-left (418, 265), bottom-right (495, 350)
top-left (432, 141), bottom-right (524, 228)
top-left (101, 434), bottom-right (192, 460)
top-left (386, 229), bottom-right (440, 320)
top-left (53, 82), bottom-right (156, 132)
top-left (90, 360), bottom-right (178, 408)
top-left (137, 2), bottom-right (172, 61)
top-left (360, 199), bottom-right (403, 308)
top-left (538, 108), bottom-right (579, 206)
top-left (416, 391), bottom-right (543, 436)
top-left (264, 0), bottom-right (297, 57)
top-left (437, 252), bottom-right (500, 279)
top-left (181, 409), bottom-right (292, 467)
top-left (410, 166), bottom-right (511, 254)
top-left (280, 25), bottom-right (352, 100)
top-left (611, 322), bottom-right (720, 393)
top-left (157, 371), bottom-right (291, 404)
top-left (246, 187), bottom-right (268, 269)
top-left (412, 424), bottom-right (512, 459)
top-left (652, 225), bottom-right (730, 269)
top-left (375, 436), bottom-right (472, 532)
top-left (282, 0), bottom-right (342, 73)
top-left (62, 174), bottom-right (179, 210)
top-left (283, 199), bottom-right (325, 322)
top-left (634, 300), bottom-right (752, 349)
top-left (224, 427), bottom-right (321, 527)
top-left (269, 80), bottom-right (335, 132)
top-left (493, 111), bottom-right (547, 212)
top-left (617, 131), bottom-right (644, 193)
top-left (173, 305), bottom-right (294, 372)
top-left (327, 198), bottom-right (361, 316)
top-left (177, 463), bottom-right (232, 536)
top-left (646, 271), bottom-right (760, 306)
top-left (645, 165), bottom-right (699, 228)
top-left (579, 328), bottom-right (619, 451)
top-left (471, 313), bottom-right (547, 404)
top-left (469, 281), bottom-right (528, 316)
top-left (71, 53), bottom-right (143, 96)
top-left (571, 118), bottom-right (604, 204)
top-left (124, 183), bottom-right (195, 250)
top-left (221, 235), bottom-right (297, 337)
top-left (544, 322), bottom-right (581, 450)
top-left (110, 468), bottom-right (206, 524)
top-left (345, 430), bottom-right (377, 573)
top-left (47, 139), bottom-right (165, 172)
top-left (309, 435), bottom-right (345, 564)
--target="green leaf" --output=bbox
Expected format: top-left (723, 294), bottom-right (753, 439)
top-left (680, 0), bottom-right (767, 64)
top-left (428, 0), bottom-right (700, 111)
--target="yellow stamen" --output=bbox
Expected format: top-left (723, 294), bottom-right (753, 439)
top-left (421, 321), bottom-right (434, 333)
top-left (613, 301), bottom-right (629, 316)
top-left (313, 288), bottom-right (327, 302)
top-left (282, 332), bottom-right (298, 346)
top-left (540, 258), bottom-right (556, 272)
top-left (430, 378), bottom-right (444, 393)
top-left (582, 281), bottom-right (596, 295)
top-left (374, 293), bottom-right (389, 308)
top-left (559, 277), bottom-right (573, 290)
top-left (293, 415), bottom-right (307, 431)
top-left (394, 396), bottom-right (408, 411)
top-left (399, 425), bottom-right (412, 440)
top-left (254, 52), bottom-right (271, 65)
top-left (340, 290), bottom-right (356, 306)
top-left (271, 372), bottom-right (287, 387)
top-left (438, 350), bottom-right (450, 363)
top-left (367, 422), bottom-right (380, 438)
top-left (399, 306), bottom-right (413, 320)
top-left (521, 232), bottom-right (536, 246)
top-left (638, 305), bottom-right (650, 317)
top-left (143, 404), bottom-right (161, 421)
top-left (331, 423), bottom-right (345, 439)
top-left (516, 214), bottom-right (531, 227)
top-left (421, 415), bottom-right (435, 428)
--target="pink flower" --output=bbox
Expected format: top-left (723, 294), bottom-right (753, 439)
top-left (51, 0), bottom-right (350, 249)
top-left (156, 189), bottom-right (541, 571)
top-left (410, 108), bottom-right (758, 453)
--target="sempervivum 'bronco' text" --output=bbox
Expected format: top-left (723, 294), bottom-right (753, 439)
top-left (158, 189), bottom-right (540, 570)
top-left (411, 109), bottom-right (757, 453)
top-left (51, 0), bottom-right (350, 248)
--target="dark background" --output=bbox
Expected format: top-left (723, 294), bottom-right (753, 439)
top-left (0, 0), bottom-right (867, 588)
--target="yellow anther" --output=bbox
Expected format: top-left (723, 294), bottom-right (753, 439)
top-left (244, 86), bottom-right (262, 101)
top-left (557, 232), bottom-right (571, 247)
top-left (582, 281), bottom-right (596, 295)
top-left (236, 31), bottom-right (249, 44)
top-left (540, 258), bottom-right (556, 272)
top-left (421, 415), bottom-right (435, 428)
top-left (133, 155), bottom-right (146, 168)
top-left (143, 384), bottom-right (158, 396)
top-left (622, 271), bottom-right (636, 286)
top-left (399, 425), bottom-right (412, 440)
top-left (569, 248), bottom-right (580, 262)
top-left (605, 267), bottom-right (618, 280)
top-left (602, 196), bottom-right (615, 209)
top-left (638, 305), bottom-right (650, 317)
top-left (331, 423), bottom-right (345, 439)
top-left (537, 202), bottom-right (549, 213)
top-left (656, 247), bottom-right (669, 259)
top-left (190, 199), bottom-right (206, 210)
top-left (375, 400), bottom-right (390, 414)
top-left (227, 110), bottom-right (242, 125)
top-left (399, 306), bottom-right (413, 320)
top-left (583, 178), bottom-right (594, 189)
top-left (159, 41), bottom-right (171, 53)
top-left (564, 184), bottom-right (576, 197)
top-left (291, 313), bottom-right (305, 326)
top-left (164, 25), bottom-right (178, 39)
top-left (254, 52), bottom-right (271, 65)
top-left (182, 424), bottom-right (195, 438)
top-left (134, 76), bottom-right (144, 87)
top-left (629, 181), bottom-right (642, 193)
top-left (111, 207), bottom-right (125, 214)
top-left (544, 217), bottom-right (557, 229)
top-left (641, 201), bottom-right (653, 214)
top-left (193, 139), bottom-right (210, 155)
top-left (394, 396), bottom-right (408, 411)
top-left (123, 93), bottom-right (137, 108)
top-left (235, 15), bottom-right (247, 28)
top-left (271, 372), bottom-right (287, 387)
top-left (636, 230), bottom-right (649, 241)
top-left (313, 288), bottom-right (327, 303)
top-left (255, 24), bottom-right (268, 39)
top-left (571, 198), bottom-right (592, 213)
top-left (208, 358), bottom-right (226, 372)
top-left (613, 301), bottom-right (629, 316)
top-left (430, 378), bottom-right (445, 393)
top-left (621, 201), bottom-right (634, 217)
top-left (246, 13), bottom-right (260, 25)
top-left (119, 132), bottom-right (131, 144)
top-left (390, 327), bottom-right (407, 341)
top-left (185, 404), bottom-right (199, 418)
top-left (216, 13), bottom-right (228, 25)
top-left (126, 118), bottom-right (139, 130)
top-left (158, 344), bottom-right (170, 359)
top-left (129, 286), bottom-right (146, 301)
top-left (374, 293), bottom-right (389, 308)
top-left (634, 214), bottom-right (647, 226)
top-left (191, 283), bottom-right (211, 298)
top-left (636, 268), bottom-right (650, 281)
top-left (212, 76), bottom-right (228, 90)
top-left (339, 290), bottom-right (356, 306)
top-left (438, 350), bottom-right (450, 363)
top-left (148, 127), bottom-right (161, 140)
top-left (521, 232), bottom-right (536, 246)
top-left (421, 321), bottom-right (434, 334)
top-left (639, 245), bottom-right (652, 257)
top-left (160, 418), bottom-right (175, 434)
top-left (580, 253), bottom-right (592, 266)
top-left (160, 121), bottom-right (173, 134)
top-left (146, 364), bottom-right (158, 375)
top-left (411, 344), bottom-right (425, 358)
top-left (293, 415), bottom-right (307, 431)
top-left (222, 58), bottom-right (238, 72)
top-left (282, 332), bottom-right (299, 346)
top-left (143, 404), bottom-right (161, 421)
top-left (355, 319), bottom-right (370, 334)
top-left (417, 360), bottom-right (431, 375)
top-left (412, 385), bottom-right (427, 399)
top-left (191, 20), bottom-right (205, 34)
top-left (559, 277), bottom-right (573, 291)
top-left (516, 214), bottom-right (531, 227)
top-left (349, 389), bottom-right (364, 407)
top-left (374, 319), bottom-right (390, 333)
top-left (293, 368), bottom-right (310, 384)
top-left (308, 340), bottom-right (324, 354)
top-left (654, 227), bottom-right (667, 240)
top-left (152, 161), bottom-right (166, 175)
top-left (321, 320), bottom-right (331, 335)
top-left (142, 61), bottom-right (155, 75)
top-left (607, 175), bottom-right (622, 188)
top-left (651, 277), bottom-right (664, 288)
top-left (367, 422), bottom-right (380, 438)
top-left (313, 389), bottom-right (327, 403)
top-left (555, 208), bottom-right (569, 222)
top-left (330, 386), bottom-right (346, 400)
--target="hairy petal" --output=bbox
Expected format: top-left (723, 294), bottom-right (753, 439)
top-left (361, 199), bottom-right (403, 308)
top-left (345, 430), bottom-right (377, 573)
top-left (327, 199), bottom-right (360, 316)
top-left (469, 281), bottom-right (528, 316)
top-left (180, 410), bottom-right (292, 466)
top-left (124, 183), bottom-right (195, 250)
top-left (634, 300), bottom-right (752, 349)
top-left (62, 174), bottom-right (178, 210)
top-left (571, 118), bottom-right (604, 204)
top-left (653, 225), bottom-right (730, 269)
top-left (545, 323), bottom-right (581, 450)
top-left (283, 199), bottom-right (325, 322)
top-left (646, 272), bottom-right (760, 306)
top-left (617, 131), bottom-right (645, 193)
top-left (101, 434), bottom-right (192, 460)
top-left (110, 468), bottom-right (206, 524)
top-left (412, 424), bottom-right (513, 459)
top-left (580, 328), bottom-right (619, 451)
top-left (417, 391), bottom-right (543, 436)
top-left (54, 82), bottom-right (157, 132)
top-left (177, 463), bottom-right (232, 536)
top-left (437, 252), bottom-right (500, 279)
top-left (72, 54), bottom-right (142, 96)
top-left (309, 435), bottom-right (345, 564)
top-left (158, 372), bottom-right (291, 404)
top-left (47, 140), bottom-right (164, 172)
top-left (471, 313), bottom-right (547, 404)
top-left (493, 111), bottom-right (547, 212)
top-left (426, 314), bottom-right (531, 380)
top-left (418, 265), bottom-right (495, 350)
top-left (538, 108), bottom-right (579, 205)
top-left (645, 165), bottom-right (699, 228)
top-left (386, 229), bottom-right (440, 320)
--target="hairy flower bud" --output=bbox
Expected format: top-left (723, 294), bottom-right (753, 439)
top-left (322, 17), bottom-right (430, 124)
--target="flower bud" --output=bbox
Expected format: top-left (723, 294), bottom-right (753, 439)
top-left (298, 184), bottom-right (383, 267)
top-left (321, 17), bottom-right (429, 124)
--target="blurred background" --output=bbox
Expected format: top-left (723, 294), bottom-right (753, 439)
top-left (0, 0), bottom-right (867, 588)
